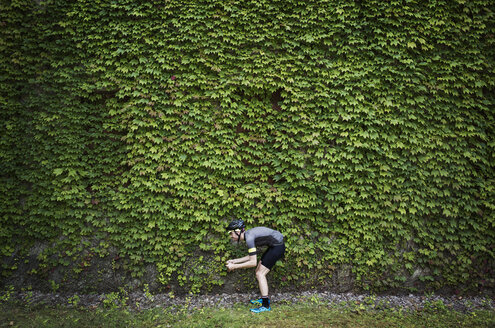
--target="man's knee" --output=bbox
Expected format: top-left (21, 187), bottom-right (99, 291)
top-left (256, 270), bottom-right (266, 280)
top-left (255, 265), bottom-right (269, 280)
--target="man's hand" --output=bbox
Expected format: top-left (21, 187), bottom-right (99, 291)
top-left (226, 262), bottom-right (235, 272)
top-left (226, 259), bottom-right (234, 265)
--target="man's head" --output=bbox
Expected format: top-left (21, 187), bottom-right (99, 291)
top-left (226, 219), bottom-right (245, 244)
top-left (229, 230), bottom-right (243, 242)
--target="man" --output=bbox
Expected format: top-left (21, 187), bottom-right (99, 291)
top-left (225, 219), bottom-right (285, 313)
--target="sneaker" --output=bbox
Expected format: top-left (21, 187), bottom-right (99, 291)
top-left (249, 298), bottom-right (270, 306)
top-left (250, 306), bottom-right (271, 313)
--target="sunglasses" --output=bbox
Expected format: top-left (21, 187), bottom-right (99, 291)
top-left (228, 229), bottom-right (242, 234)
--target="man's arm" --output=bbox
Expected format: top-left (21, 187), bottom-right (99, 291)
top-left (228, 255), bottom-right (251, 264)
top-left (227, 255), bottom-right (257, 271)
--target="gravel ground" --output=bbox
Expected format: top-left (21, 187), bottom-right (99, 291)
top-left (5, 290), bottom-right (494, 314)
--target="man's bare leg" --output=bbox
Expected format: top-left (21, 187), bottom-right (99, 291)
top-left (255, 262), bottom-right (270, 296)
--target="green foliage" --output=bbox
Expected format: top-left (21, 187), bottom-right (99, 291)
top-left (1, 302), bottom-right (494, 328)
top-left (0, 285), bottom-right (14, 303)
top-left (68, 294), bottom-right (80, 307)
top-left (1, 0), bottom-right (494, 293)
top-left (103, 288), bottom-right (129, 310)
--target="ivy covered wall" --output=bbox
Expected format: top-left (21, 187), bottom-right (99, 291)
top-left (1, 0), bottom-right (494, 294)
